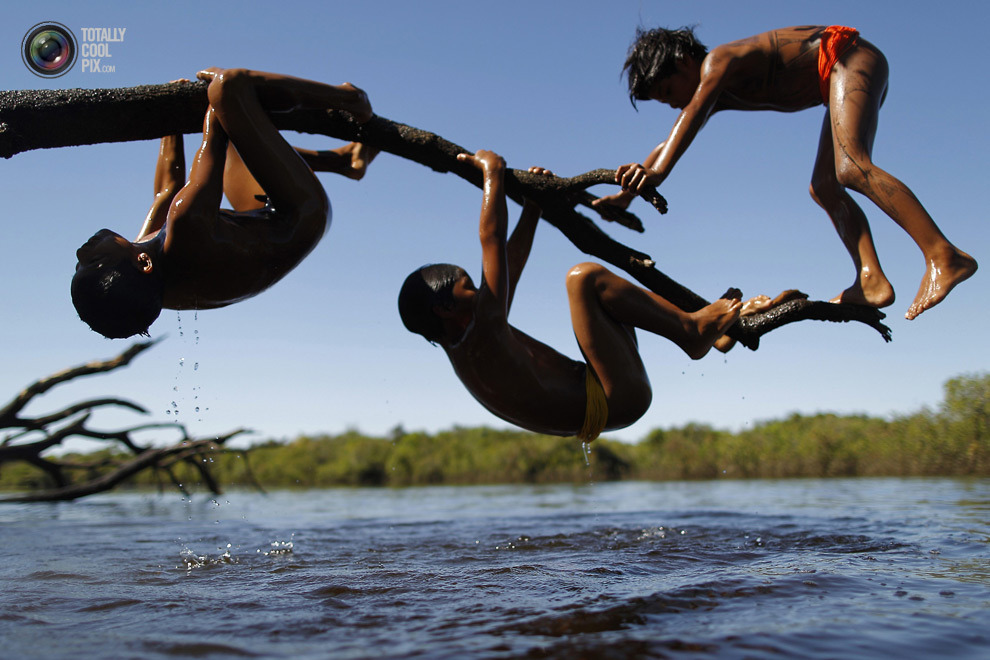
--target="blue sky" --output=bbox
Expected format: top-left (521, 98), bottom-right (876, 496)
top-left (1, 1), bottom-right (986, 449)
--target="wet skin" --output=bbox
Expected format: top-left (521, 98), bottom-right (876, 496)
top-left (595, 26), bottom-right (976, 319)
top-left (432, 150), bottom-right (742, 437)
top-left (75, 69), bottom-right (376, 311)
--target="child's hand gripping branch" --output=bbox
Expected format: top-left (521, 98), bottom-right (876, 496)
top-left (594, 25), bottom-right (976, 320)
top-left (399, 148), bottom-right (743, 441)
top-left (72, 69), bottom-right (378, 338)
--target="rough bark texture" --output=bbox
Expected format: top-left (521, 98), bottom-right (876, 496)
top-left (0, 341), bottom-right (254, 503)
top-left (0, 81), bottom-right (891, 346)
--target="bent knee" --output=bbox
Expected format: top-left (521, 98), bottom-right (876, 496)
top-left (608, 383), bottom-right (652, 429)
top-left (566, 262), bottom-right (607, 294)
top-left (206, 68), bottom-right (252, 108)
top-left (809, 169), bottom-right (843, 207)
top-left (834, 155), bottom-right (875, 192)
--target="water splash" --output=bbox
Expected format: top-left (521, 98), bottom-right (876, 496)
top-left (262, 539), bottom-right (294, 557)
top-left (178, 543), bottom-right (235, 572)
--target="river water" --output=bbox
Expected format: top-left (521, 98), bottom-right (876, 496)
top-left (1, 478), bottom-right (987, 659)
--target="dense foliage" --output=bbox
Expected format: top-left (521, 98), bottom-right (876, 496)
top-left (1, 373), bottom-right (987, 492)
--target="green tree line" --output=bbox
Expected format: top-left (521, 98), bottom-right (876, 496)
top-left (2, 373), bottom-right (987, 492)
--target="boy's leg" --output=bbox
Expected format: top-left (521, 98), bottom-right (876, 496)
top-left (200, 68), bottom-right (369, 232)
top-left (222, 140), bottom-right (378, 212)
top-left (294, 143), bottom-right (380, 180)
top-left (826, 43), bottom-right (976, 318)
top-left (566, 262), bottom-right (742, 426)
top-left (222, 142), bottom-right (267, 212)
top-left (809, 112), bottom-right (894, 309)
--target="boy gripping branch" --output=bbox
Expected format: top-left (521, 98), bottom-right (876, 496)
top-left (72, 68), bottom-right (377, 338)
top-left (399, 149), bottom-right (743, 441)
top-left (594, 25), bottom-right (976, 320)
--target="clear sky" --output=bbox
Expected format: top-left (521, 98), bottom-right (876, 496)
top-left (1, 1), bottom-right (986, 450)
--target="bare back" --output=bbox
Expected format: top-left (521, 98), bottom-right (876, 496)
top-left (444, 284), bottom-right (587, 437)
top-left (709, 26), bottom-right (831, 112)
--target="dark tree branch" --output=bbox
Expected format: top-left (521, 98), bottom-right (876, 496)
top-left (0, 341), bottom-right (255, 502)
top-left (0, 430), bottom-right (247, 503)
top-left (0, 339), bottom-right (158, 427)
top-left (0, 82), bottom-right (891, 345)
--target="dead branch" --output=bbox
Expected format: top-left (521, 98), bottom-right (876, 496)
top-left (0, 430), bottom-right (247, 503)
top-left (0, 82), bottom-right (890, 345)
top-left (0, 339), bottom-right (158, 427)
top-left (0, 341), bottom-right (255, 502)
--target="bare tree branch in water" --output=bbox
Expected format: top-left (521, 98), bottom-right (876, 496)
top-left (0, 342), bottom-right (256, 503)
top-left (0, 82), bottom-right (891, 346)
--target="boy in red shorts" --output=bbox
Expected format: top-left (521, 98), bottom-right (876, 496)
top-left (595, 26), bottom-right (976, 320)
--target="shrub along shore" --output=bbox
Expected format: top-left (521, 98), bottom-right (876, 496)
top-left (2, 374), bottom-right (986, 491)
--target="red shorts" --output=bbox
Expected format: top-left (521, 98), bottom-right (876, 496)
top-left (818, 26), bottom-right (859, 104)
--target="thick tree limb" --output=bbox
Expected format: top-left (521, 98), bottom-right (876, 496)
top-left (0, 82), bottom-right (890, 346)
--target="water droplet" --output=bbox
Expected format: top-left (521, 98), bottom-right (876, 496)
top-left (581, 441), bottom-right (591, 467)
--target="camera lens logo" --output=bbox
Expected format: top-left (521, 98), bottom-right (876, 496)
top-left (22, 22), bottom-right (77, 78)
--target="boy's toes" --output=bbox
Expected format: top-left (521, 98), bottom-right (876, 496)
top-left (196, 67), bottom-right (223, 82)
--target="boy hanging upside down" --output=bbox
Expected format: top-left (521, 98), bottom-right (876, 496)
top-left (594, 25), bottom-right (976, 320)
top-left (72, 68), bottom-right (377, 338)
top-left (399, 148), bottom-right (744, 442)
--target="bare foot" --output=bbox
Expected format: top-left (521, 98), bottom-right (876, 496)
top-left (683, 288), bottom-right (743, 359)
top-left (830, 267), bottom-right (895, 308)
top-left (905, 248), bottom-right (978, 320)
top-left (196, 67), bottom-right (223, 82)
top-left (715, 289), bottom-right (808, 353)
top-left (591, 190), bottom-right (634, 211)
top-left (343, 142), bottom-right (379, 180)
top-left (339, 82), bottom-right (373, 123)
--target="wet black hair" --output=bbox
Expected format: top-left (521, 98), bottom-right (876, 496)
top-left (397, 263), bottom-right (467, 345)
top-left (71, 258), bottom-right (163, 339)
top-left (623, 26), bottom-right (708, 108)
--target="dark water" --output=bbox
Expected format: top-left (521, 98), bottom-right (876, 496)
top-left (1, 478), bottom-right (987, 659)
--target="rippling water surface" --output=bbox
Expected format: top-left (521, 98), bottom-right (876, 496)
top-left (1, 478), bottom-right (988, 659)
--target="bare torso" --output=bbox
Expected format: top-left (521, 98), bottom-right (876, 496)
top-left (711, 26), bottom-right (832, 112)
top-left (159, 201), bottom-right (329, 309)
top-left (444, 303), bottom-right (587, 437)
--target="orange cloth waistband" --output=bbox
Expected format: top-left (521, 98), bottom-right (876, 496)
top-left (818, 26), bottom-right (859, 104)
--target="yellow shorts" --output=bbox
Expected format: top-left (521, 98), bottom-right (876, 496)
top-left (577, 367), bottom-right (609, 442)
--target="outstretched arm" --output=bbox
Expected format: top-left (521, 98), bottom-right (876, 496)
top-left (506, 166), bottom-right (552, 311)
top-left (618, 52), bottom-right (733, 194)
top-left (137, 134), bottom-right (186, 239)
top-left (164, 104), bottom-right (228, 240)
top-left (457, 150), bottom-right (509, 315)
top-left (592, 142), bottom-right (665, 210)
